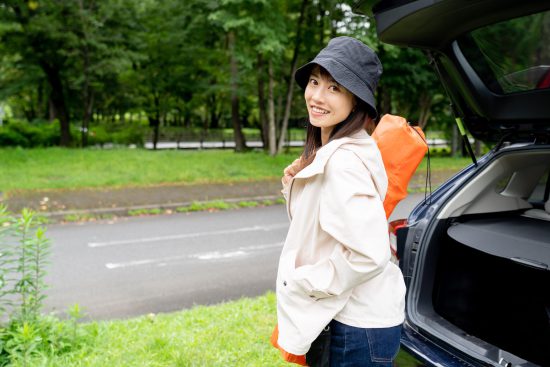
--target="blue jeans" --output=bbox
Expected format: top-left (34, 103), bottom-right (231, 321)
top-left (329, 320), bottom-right (402, 366)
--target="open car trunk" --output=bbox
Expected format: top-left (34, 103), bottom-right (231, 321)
top-left (408, 148), bottom-right (550, 366)
top-left (434, 215), bottom-right (550, 366)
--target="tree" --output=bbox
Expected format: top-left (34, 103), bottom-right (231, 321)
top-left (0, 0), bottom-right (142, 146)
top-left (276, 0), bottom-right (309, 154)
top-left (0, 1), bottom-right (77, 145)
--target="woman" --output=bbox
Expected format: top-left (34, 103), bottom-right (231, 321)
top-left (274, 37), bottom-right (406, 366)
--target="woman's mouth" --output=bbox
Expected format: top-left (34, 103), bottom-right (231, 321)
top-left (311, 106), bottom-right (330, 115)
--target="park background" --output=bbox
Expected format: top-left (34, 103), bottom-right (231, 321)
top-left (0, 0), bottom-right (478, 366)
top-left (0, 0), bottom-right (485, 155)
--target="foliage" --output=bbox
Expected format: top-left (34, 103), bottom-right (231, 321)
top-left (0, 121), bottom-right (61, 147)
top-left (0, 207), bottom-right (50, 323)
top-left (0, 206), bottom-right (86, 365)
top-left (0, 0), bottom-right (454, 151)
top-left (0, 119), bottom-right (146, 148)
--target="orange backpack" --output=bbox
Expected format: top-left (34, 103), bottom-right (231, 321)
top-left (372, 114), bottom-right (428, 218)
top-left (271, 114), bottom-right (428, 365)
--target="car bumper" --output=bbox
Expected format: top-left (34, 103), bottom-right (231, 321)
top-left (401, 321), bottom-right (481, 367)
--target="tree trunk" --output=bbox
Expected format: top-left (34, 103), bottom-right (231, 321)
top-left (268, 60), bottom-right (277, 156)
top-left (228, 30), bottom-right (247, 152)
top-left (276, 92), bottom-right (283, 136)
top-left (82, 92), bottom-right (94, 147)
top-left (149, 94), bottom-right (160, 150)
top-left (451, 123), bottom-right (459, 157)
top-left (37, 82), bottom-right (45, 120)
top-left (377, 84), bottom-right (391, 117)
top-left (257, 54), bottom-right (269, 149)
top-left (277, 0), bottom-right (309, 154)
top-left (209, 95), bottom-right (220, 129)
top-left (41, 63), bottom-right (71, 146)
top-left (48, 97), bottom-right (56, 122)
top-left (474, 139), bottom-right (482, 156)
top-left (417, 92), bottom-right (432, 129)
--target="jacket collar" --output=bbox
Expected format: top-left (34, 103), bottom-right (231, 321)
top-left (294, 129), bottom-right (370, 179)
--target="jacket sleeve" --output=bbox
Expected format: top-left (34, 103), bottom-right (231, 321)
top-left (292, 152), bottom-right (390, 299)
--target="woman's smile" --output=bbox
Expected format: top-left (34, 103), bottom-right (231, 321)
top-left (310, 105), bottom-right (330, 116)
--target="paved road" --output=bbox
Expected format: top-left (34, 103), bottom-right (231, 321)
top-left (44, 194), bottom-right (425, 321)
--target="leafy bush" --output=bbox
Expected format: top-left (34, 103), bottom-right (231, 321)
top-left (0, 120), bottom-right (146, 148)
top-left (0, 128), bottom-right (29, 147)
top-left (111, 127), bottom-right (145, 146)
top-left (0, 120), bottom-right (62, 148)
top-left (86, 124), bottom-right (145, 147)
top-left (87, 125), bottom-right (110, 146)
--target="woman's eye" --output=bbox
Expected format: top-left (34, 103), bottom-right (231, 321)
top-left (329, 85), bottom-right (339, 91)
top-left (309, 78), bottom-right (318, 85)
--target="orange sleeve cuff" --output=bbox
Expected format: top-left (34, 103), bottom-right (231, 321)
top-left (270, 325), bottom-right (308, 366)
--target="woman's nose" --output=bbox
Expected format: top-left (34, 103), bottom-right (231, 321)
top-left (310, 86), bottom-right (325, 102)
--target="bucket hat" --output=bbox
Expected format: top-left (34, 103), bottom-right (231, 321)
top-left (295, 36), bottom-right (382, 118)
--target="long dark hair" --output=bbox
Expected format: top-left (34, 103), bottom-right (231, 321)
top-left (302, 66), bottom-right (376, 166)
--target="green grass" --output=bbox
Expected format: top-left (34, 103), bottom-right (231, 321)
top-left (22, 293), bottom-right (421, 367)
top-left (0, 147), bottom-right (471, 194)
top-left (417, 155), bottom-right (471, 171)
top-left (0, 148), bottom-right (300, 194)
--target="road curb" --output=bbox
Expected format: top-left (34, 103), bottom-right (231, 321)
top-left (42, 194), bottom-right (284, 222)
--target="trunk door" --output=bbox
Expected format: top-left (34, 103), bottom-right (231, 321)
top-left (354, 0), bottom-right (550, 143)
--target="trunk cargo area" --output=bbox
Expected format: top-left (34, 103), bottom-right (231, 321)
top-left (431, 214), bottom-right (550, 366)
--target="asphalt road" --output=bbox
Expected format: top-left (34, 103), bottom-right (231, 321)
top-left (44, 193), bottom-right (425, 321)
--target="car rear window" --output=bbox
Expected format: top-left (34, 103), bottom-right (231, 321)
top-left (458, 10), bottom-right (550, 94)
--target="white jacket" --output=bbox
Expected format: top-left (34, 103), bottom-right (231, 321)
top-left (276, 129), bottom-right (406, 355)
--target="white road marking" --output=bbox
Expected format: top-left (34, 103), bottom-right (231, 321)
top-left (88, 223), bottom-right (288, 248)
top-left (105, 242), bottom-right (283, 270)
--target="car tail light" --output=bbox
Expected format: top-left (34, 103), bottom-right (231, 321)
top-left (389, 219), bottom-right (408, 264)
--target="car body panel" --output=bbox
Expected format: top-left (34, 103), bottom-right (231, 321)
top-left (355, 0), bottom-right (550, 50)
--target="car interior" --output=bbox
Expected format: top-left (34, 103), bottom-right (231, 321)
top-left (410, 147), bottom-right (550, 366)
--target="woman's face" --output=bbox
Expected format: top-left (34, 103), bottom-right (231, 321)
top-left (304, 67), bottom-right (356, 132)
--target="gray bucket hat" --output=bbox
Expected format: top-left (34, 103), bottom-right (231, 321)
top-left (294, 36), bottom-right (382, 118)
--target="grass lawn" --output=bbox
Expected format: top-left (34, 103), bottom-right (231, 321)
top-left (0, 148), bottom-right (299, 193)
top-left (0, 147), bottom-right (472, 194)
top-left (25, 292), bottom-right (421, 367)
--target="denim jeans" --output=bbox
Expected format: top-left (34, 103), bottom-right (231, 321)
top-left (329, 320), bottom-right (402, 367)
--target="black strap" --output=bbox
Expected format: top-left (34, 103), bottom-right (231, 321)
top-left (410, 125), bottom-right (432, 205)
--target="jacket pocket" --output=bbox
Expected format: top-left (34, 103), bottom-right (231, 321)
top-left (365, 324), bottom-right (402, 363)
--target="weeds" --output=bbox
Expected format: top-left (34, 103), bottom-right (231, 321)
top-left (0, 205), bottom-right (85, 365)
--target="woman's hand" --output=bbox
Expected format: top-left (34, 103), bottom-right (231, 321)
top-left (282, 157), bottom-right (306, 186)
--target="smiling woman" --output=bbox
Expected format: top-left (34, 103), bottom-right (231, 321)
top-left (272, 37), bottom-right (406, 367)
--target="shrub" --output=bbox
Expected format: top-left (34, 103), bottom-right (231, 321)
top-left (111, 127), bottom-right (145, 146)
top-left (0, 120), bottom-right (147, 148)
top-left (0, 120), bottom-right (61, 147)
top-left (0, 128), bottom-right (29, 147)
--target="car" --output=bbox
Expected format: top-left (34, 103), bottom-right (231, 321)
top-left (354, 1), bottom-right (550, 366)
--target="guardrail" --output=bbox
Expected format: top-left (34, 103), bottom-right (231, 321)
top-left (144, 137), bottom-right (450, 150)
